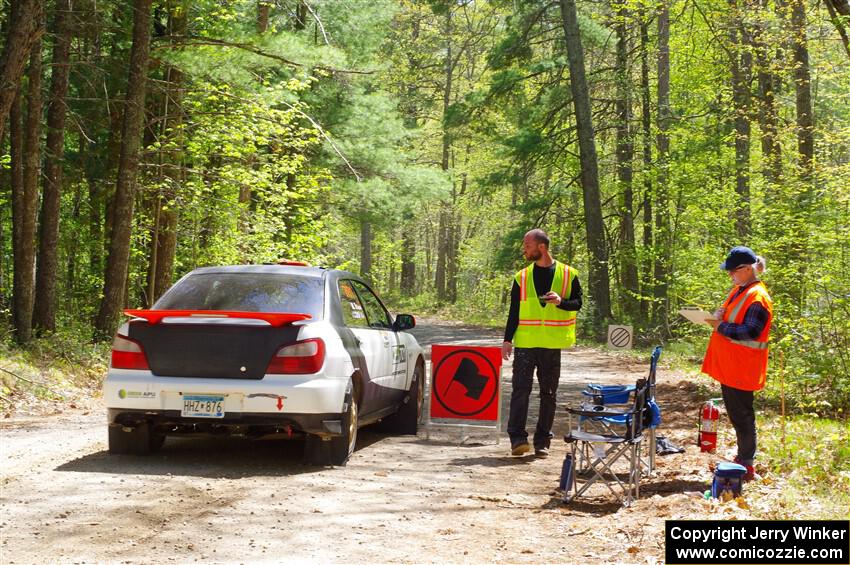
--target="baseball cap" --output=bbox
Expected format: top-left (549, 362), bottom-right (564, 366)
top-left (720, 246), bottom-right (757, 271)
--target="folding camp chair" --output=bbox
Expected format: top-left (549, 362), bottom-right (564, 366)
top-left (562, 378), bottom-right (650, 507)
top-left (579, 346), bottom-right (662, 473)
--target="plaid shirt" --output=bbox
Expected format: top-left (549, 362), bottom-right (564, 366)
top-left (718, 285), bottom-right (769, 340)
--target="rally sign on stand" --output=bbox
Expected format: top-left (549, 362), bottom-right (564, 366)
top-left (428, 344), bottom-right (502, 424)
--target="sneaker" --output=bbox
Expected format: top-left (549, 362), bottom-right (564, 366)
top-left (733, 456), bottom-right (756, 481)
top-left (511, 442), bottom-right (531, 456)
top-left (534, 446), bottom-right (549, 457)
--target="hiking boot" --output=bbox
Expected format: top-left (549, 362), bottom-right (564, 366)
top-left (511, 442), bottom-right (530, 456)
top-left (534, 446), bottom-right (550, 457)
top-left (734, 456), bottom-right (756, 481)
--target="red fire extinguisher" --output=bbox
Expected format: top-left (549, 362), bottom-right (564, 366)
top-left (698, 399), bottom-right (721, 452)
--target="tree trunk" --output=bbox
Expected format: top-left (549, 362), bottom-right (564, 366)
top-left (17, 37), bottom-right (43, 342)
top-left (753, 0), bottom-right (782, 192)
top-left (728, 0), bottom-right (752, 240)
top-left (435, 208), bottom-right (447, 299)
top-left (144, 194), bottom-right (160, 307)
top-left (257, 0), bottom-right (270, 33)
top-left (790, 0), bottom-right (814, 185)
top-left (65, 180), bottom-right (83, 303)
top-left (615, 4), bottom-right (639, 321)
top-left (784, 0), bottom-right (815, 313)
top-left (33, 0), bottom-right (73, 333)
top-left (435, 7), bottom-right (453, 303)
top-left (559, 0), bottom-right (612, 337)
top-left (360, 217), bottom-right (372, 282)
top-left (447, 206), bottom-right (459, 304)
top-left (0, 0), bottom-right (44, 142)
top-left (824, 0), bottom-right (850, 59)
top-left (400, 221), bottom-right (415, 297)
top-left (399, 17), bottom-right (420, 298)
top-left (236, 0), bottom-right (272, 246)
top-left (151, 1), bottom-right (185, 302)
top-left (424, 215), bottom-right (433, 292)
top-left (10, 88), bottom-right (38, 344)
top-left (293, 1), bottom-right (307, 31)
top-left (88, 168), bottom-right (103, 276)
top-left (654, 0), bottom-right (671, 334)
top-left (94, 0), bottom-right (153, 339)
top-left (639, 7), bottom-right (653, 323)
top-left (102, 94), bottom-right (124, 256)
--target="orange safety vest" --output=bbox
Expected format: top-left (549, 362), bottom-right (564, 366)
top-left (701, 281), bottom-right (773, 391)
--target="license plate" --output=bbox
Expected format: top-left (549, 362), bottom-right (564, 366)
top-left (181, 394), bottom-right (225, 418)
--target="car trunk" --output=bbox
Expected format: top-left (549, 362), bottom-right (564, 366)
top-left (128, 320), bottom-right (301, 379)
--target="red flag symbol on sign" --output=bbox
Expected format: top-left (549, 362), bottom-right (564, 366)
top-left (430, 345), bottom-right (501, 421)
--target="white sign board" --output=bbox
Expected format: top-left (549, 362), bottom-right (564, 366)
top-left (678, 307), bottom-right (717, 325)
top-left (607, 325), bottom-right (633, 349)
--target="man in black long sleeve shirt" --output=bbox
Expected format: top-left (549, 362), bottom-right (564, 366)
top-left (502, 229), bottom-right (582, 457)
top-left (503, 268), bottom-right (583, 343)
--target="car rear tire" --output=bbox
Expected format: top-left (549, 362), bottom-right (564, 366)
top-left (108, 422), bottom-right (164, 455)
top-left (378, 362), bottom-right (424, 435)
top-left (305, 380), bottom-right (358, 466)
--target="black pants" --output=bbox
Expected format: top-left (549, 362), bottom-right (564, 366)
top-left (721, 384), bottom-right (756, 465)
top-left (507, 347), bottom-right (561, 449)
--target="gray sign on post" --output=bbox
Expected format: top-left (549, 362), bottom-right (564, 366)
top-left (607, 325), bottom-right (633, 349)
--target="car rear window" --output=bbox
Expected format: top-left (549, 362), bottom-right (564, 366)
top-left (154, 273), bottom-right (324, 318)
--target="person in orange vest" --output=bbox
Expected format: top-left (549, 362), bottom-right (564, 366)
top-left (702, 246), bottom-right (773, 481)
top-left (502, 229), bottom-right (582, 457)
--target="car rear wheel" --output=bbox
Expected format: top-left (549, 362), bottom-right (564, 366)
top-left (108, 422), bottom-right (165, 455)
top-left (378, 362), bottom-right (423, 435)
top-left (305, 380), bottom-right (358, 466)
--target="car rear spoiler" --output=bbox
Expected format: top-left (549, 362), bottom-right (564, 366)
top-left (123, 310), bottom-right (311, 327)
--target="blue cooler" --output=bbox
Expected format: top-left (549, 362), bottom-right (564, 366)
top-left (711, 462), bottom-right (748, 498)
top-left (584, 384), bottom-right (633, 404)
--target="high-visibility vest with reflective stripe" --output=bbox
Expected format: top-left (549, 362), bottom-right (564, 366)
top-left (701, 281), bottom-right (773, 391)
top-left (513, 261), bottom-right (578, 349)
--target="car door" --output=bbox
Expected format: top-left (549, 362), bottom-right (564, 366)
top-left (350, 281), bottom-right (405, 407)
top-left (337, 279), bottom-right (387, 415)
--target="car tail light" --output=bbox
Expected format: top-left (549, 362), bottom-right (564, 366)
top-left (267, 338), bottom-right (325, 374)
top-left (111, 334), bottom-right (150, 370)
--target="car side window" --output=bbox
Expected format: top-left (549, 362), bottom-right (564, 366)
top-left (352, 282), bottom-right (391, 329)
top-left (338, 281), bottom-right (369, 328)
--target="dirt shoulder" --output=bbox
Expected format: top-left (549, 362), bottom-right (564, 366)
top-left (0, 319), bottom-right (839, 564)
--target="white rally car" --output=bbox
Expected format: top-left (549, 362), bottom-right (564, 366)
top-left (104, 263), bottom-right (425, 465)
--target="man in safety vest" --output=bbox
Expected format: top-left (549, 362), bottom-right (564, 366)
top-left (702, 246), bottom-right (773, 481)
top-left (502, 229), bottom-right (582, 457)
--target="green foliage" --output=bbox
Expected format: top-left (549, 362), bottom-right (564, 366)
top-left (311, 0), bottom-right (398, 65)
top-left (759, 416), bottom-right (850, 515)
top-left (489, 32), bottom-right (534, 69)
top-left (0, 321), bottom-right (109, 405)
top-left (1, 0), bottom-right (848, 419)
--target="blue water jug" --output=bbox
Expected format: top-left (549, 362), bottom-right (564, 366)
top-left (559, 454), bottom-right (574, 492)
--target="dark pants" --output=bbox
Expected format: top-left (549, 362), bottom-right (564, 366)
top-left (507, 347), bottom-right (561, 449)
top-left (721, 384), bottom-right (756, 465)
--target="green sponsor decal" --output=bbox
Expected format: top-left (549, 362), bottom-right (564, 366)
top-left (118, 389), bottom-right (156, 399)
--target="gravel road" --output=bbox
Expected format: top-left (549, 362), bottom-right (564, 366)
top-left (1, 319), bottom-right (695, 564)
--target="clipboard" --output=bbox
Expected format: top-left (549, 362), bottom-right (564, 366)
top-left (679, 307), bottom-right (717, 325)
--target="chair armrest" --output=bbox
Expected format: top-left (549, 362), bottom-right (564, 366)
top-left (566, 402), bottom-right (634, 418)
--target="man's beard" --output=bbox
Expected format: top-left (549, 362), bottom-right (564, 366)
top-left (525, 249), bottom-right (541, 261)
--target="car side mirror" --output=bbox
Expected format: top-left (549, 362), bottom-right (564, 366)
top-left (393, 313), bottom-right (415, 331)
